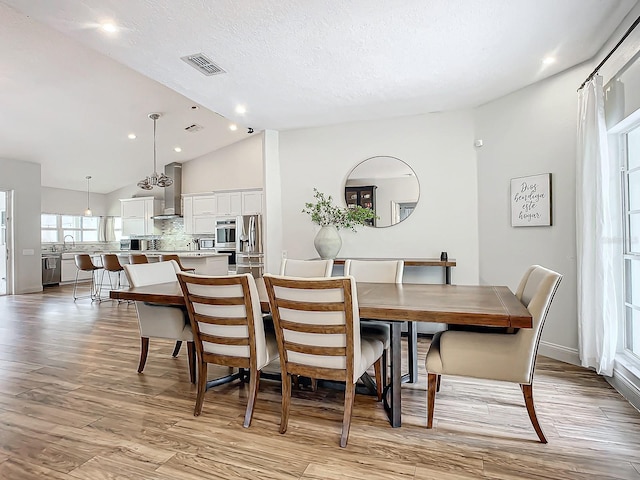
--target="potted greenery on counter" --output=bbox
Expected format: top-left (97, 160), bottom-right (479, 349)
top-left (302, 188), bottom-right (377, 259)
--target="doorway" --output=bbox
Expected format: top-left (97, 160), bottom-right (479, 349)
top-left (0, 191), bottom-right (11, 295)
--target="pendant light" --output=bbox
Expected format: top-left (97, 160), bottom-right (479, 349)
top-left (137, 112), bottom-right (173, 190)
top-left (84, 175), bottom-right (92, 216)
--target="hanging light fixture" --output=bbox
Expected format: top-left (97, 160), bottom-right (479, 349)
top-left (84, 175), bottom-right (92, 216)
top-left (137, 112), bottom-right (173, 190)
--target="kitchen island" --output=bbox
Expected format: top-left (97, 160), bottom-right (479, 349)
top-left (126, 251), bottom-right (230, 275)
top-left (60, 251), bottom-right (231, 278)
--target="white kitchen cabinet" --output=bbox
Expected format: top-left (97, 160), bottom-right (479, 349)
top-left (242, 190), bottom-right (263, 215)
top-left (193, 215), bottom-right (216, 234)
top-left (61, 257), bottom-right (93, 283)
top-left (192, 195), bottom-right (217, 216)
top-left (182, 196), bottom-right (193, 234)
top-left (120, 197), bottom-right (160, 236)
top-left (184, 194), bottom-right (217, 234)
top-left (216, 192), bottom-right (242, 216)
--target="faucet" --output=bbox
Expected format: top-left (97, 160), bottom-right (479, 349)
top-left (63, 235), bottom-right (76, 251)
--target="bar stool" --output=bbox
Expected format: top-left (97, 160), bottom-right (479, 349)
top-left (160, 254), bottom-right (195, 272)
top-left (101, 254), bottom-right (126, 299)
top-left (73, 254), bottom-right (102, 301)
top-left (129, 254), bottom-right (149, 265)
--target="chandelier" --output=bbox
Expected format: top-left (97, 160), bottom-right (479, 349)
top-left (137, 113), bottom-right (173, 190)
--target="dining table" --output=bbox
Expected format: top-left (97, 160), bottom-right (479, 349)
top-left (111, 279), bottom-right (532, 427)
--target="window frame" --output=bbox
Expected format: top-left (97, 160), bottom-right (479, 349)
top-left (622, 127), bottom-right (640, 361)
top-left (41, 214), bottom-right (121, 244)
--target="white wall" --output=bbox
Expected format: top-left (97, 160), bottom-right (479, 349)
top-left (474, 64), bottom-right (590, 362)
top-left (182, 134), bottom-right (263, 194)
top-left (0, 158), bottom-right (42, 294)
top-left (276, 111), bottom-right (480, 285)
top-left (41, 187), bottom-right (108, 216)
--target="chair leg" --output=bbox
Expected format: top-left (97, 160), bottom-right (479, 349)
top-left (427, 373), bottom-right (437, 428)
top-left (73, 269), bottom-right (80, 301)
top-left (522, 383), bottom-right (547, 443)
top-left (280, 373), bottom-right (292, 434)
top-left (374, 357), bottom-right (383, 402)
top-left (243, 367), bottom-right (260, 428)
top-left (172, 341), bottom-right (183, 357)
top-left (137, 337), bottom-right (149, 373)
top-left (310, 378), bottom-right (318, 392)
top-left (436, 374), bottom-right (441, 393)
top-left (194, 361), bottom-right (208, 416)
top-left (187, 341), bottom-right (196, 384)
top-left (340, 381), bottom-right (356, 448)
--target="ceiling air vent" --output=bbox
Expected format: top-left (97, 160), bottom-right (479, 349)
top-left (181, 53), bottom-right (226, 76)
top-left (185, 124), bottom-right (203, 133)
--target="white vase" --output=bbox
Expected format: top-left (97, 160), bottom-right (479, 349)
top-left (314, 225), bottom-right (342, 259)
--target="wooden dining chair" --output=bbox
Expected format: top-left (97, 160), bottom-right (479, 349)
top-left (344, 259), bottom-right (405, 398)
top-left (280, 258), bottom-right (334, 277)
top-left (129, 254), bottom-right (149, 265)
top-left (279, 258), bottom-right (334, 391)
top-left (160, 254), bottom-right (196, 272)
top-left (264, 274), bottom-right (385, 447)
top-left (425, 265), bottom-right (562, 443)
top-left (123, 260), bottom-right (196, 384)
top-left (177, 273), bottom-right (279, 425)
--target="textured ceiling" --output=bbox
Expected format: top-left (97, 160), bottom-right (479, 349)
top-left (0, 0), bottom-right (637, 193)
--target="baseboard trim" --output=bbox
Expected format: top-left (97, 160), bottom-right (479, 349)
top-left (608, 360), bottom-right (640, 411)
top-left (538, 341), bottom-right (581, 366)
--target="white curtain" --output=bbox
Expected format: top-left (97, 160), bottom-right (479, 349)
top-left (576, 75), bottom-right (620, 376)
top-left (98, 216), bottom-right (116, 242)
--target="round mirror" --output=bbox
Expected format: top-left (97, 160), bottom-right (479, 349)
top-left (345, 156), bottom-right (419, 228)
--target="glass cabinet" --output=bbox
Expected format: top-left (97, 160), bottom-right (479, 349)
top-left (345, 185), bottom-right (377, 226)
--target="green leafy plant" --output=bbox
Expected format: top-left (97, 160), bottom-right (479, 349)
top-left (302, 188), bottom-right (377, 231)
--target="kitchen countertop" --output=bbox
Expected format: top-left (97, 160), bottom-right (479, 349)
top-left (58, 251), bottom-right (229, 260)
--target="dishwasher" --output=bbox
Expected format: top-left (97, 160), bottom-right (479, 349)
top-left (42, 254), bottom-right (62, 286)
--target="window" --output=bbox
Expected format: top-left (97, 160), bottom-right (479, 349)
top-left (624, 126), bottom-right (640, 358)
top-left (41, 214), bottom-right (113, 243)
top-left (114, 217), bottom-right (123, 242)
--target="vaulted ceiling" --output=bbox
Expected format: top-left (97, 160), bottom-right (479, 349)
top-left (0, 0), bottom-right (636, 193)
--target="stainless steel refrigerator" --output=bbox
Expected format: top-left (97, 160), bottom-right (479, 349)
top-left (235, 214), bottom-right (263, 277)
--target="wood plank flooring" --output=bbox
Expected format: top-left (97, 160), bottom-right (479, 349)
top-left (0, 285), bottom-right (639, 479)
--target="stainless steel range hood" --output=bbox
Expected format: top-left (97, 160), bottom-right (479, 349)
top-left (153, 162), bottom-right (183, 219)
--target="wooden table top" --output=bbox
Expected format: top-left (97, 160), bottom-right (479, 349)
top-left (110, 279), bottom-right (531, 329)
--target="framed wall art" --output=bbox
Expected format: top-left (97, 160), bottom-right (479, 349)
top-left (510, 173), bottom-right (552, 227)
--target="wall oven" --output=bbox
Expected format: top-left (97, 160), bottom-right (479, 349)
top-left (214, 218), bottom-right (236, 249)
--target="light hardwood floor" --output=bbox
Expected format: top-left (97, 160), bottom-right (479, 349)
top-left (0, 285), bottom-right (639, 479)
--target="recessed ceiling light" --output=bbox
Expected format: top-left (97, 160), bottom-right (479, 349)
top-left (235, 105), bottom-right (247, 115)
top-left (229, 124), bottom-right (238, 131)
top-left (127, 133), bottom-right (136, 140)
top-left (100, 23), bottom-right (118, 33)
top-left (542, 56), bottom-right (556, 65)
top-left (174, 147), bottom-right (182, 153)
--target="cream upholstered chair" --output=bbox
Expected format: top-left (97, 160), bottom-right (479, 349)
top-left (264, 274), bottom-right (385, 448)
top-left (177, 273), bottom-right (279, 426)
top-left (123, 260), bottom-right (196, 384)
top-left (425, 265), bottom-right (562, 443)
top-left (280, 258), bottom-right (334, 277)
top-left (344, 259), bottom-right (404, 397)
